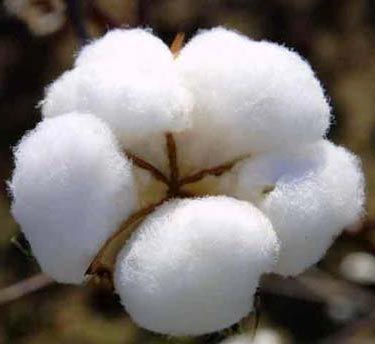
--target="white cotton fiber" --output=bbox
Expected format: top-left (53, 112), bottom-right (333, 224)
top-left (175, 27), bottom-right (331, 173)
top-left (40, 69), bottom-right (81, 120)
top-left (233, 140), bottom-right (365, 276)
top-left (10, 113), bottom-right (137, 284)
top-left (74, 28), bottom-right (168, 67)
top-left (339, 252), bottom-right (375, 285)
top-left (42, 29), bottom-right (192, 147)
top-left (114, 196), bottom-right (279, 336)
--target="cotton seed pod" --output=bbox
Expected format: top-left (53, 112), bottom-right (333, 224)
top-left (42, 29), bottom-right (192, 149)
top-left (114, 197), bottom-right (280, 336)
top-left (232, 140), bottom-right (365, 276)
top-left (175, 27), bottom-right (331, 173)
top-left (10, 113), bottom-right (137, 284)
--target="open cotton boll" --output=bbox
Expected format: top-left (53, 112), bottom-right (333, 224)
top-left (42, 28), bottom-right (192, 151)
top-left (10, 113), bottom-right (137, 284)
top-left (176, 27), bottom-right (330, 173)
top-left (114, 197), bottom-right (279, 336)
top-left (4, 0), bottom-right (66, 36)
top-left (233, 140), bottom-right (365, 276)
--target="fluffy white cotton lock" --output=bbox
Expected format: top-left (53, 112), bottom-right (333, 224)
top-left (175, 27), bottom-right (331, 173)
top-left (10, 113), bottom-right (137, 284)
top-left (42, 29), bottom-right (192, 148)
top-left (40, 69), bottom-right (81, 120)
top-left (232, 140), bottom-right (365, 276)
top-left (74, 28), bottom-right (169, 67)
top-left (114, 197), bottom-right (280, 336)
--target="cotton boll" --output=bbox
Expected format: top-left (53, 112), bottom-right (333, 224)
top-left (10, 113), bottom-right (137, 284)
top-left (114, 197), bottom-right (279, 336)
top-left (339, 252), bottom-right (375, 285)
top-left (4, 0), bottom-right (66, 36)
top-left (233, 140), bottom-right (365, 276)
top-left (176, 27), bottom-right (330, 174)
top-left (42, 29), bottom-right (192, 152)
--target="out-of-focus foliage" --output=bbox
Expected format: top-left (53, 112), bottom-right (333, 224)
top-left (0, 0), bottom-right (374, 343)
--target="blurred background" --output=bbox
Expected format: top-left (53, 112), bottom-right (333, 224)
top-left (0, 0), bottom-right (374, 343)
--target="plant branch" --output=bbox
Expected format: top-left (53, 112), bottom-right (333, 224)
top-left (0, 273), bottom-right (54, 306)
top-left (125, 151), bottom-right (169, 185)
top-left (170, 32), bottom-right (185, 57)
top-left (166, 133), bottom-right (180, 195)
top-left (86, 199), bottom-right (166, 276)
top-left (179, 157), bottom-right (247, 186)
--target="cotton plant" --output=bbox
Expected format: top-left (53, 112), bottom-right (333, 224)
top-left (9, 27), bottom-right (365, 336)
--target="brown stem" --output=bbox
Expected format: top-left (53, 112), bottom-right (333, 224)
top-left (125, 151), bottom-right (169, 185)
top-left (179, 157), bottom-right (246, 186)
top-left (170, 32), bottom-right (185, 57)
top-left (176, 189), bottom-right (196, 198)
top-left (86, 199), bottom-right (166, 276)
top-left (0, 273), bottom-right (55, 305)
top-left (166, 133), bottom-right (180, 195)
